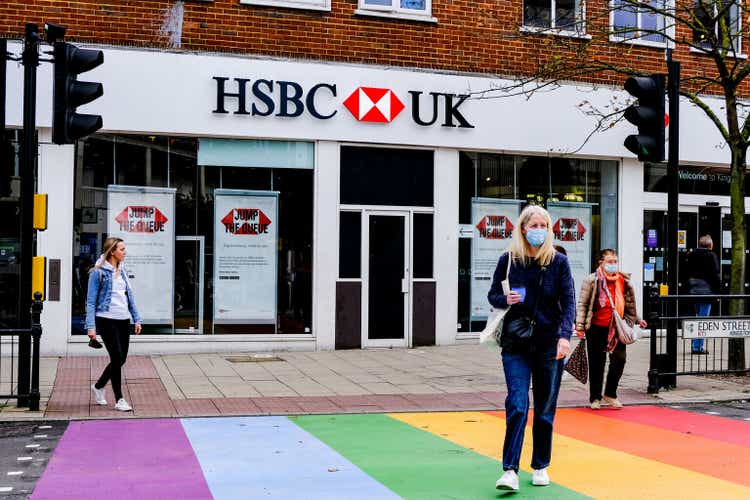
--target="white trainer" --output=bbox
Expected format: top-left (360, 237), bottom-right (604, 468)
top-left (532, 468), bottom-right (550, 486)
top-left (91, 384), bottom-right (107, 406)
top-left (495, 470), bottom-right (519, 491)
top-left (114, 399), bottom-right (132, 412)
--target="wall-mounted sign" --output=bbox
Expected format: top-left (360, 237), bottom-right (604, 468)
top-left (683, 319), bottom-right (750, 338)
top-left (213, 189), bottom-right (279, 327)
top-left (212, 77), bottom-right (474, 128)
top-left (107, 185), bottom-right (176, 325)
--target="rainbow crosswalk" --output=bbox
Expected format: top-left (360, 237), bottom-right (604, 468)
top-left (31, 406), bottom-right (750, 499)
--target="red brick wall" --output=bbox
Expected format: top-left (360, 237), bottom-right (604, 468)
top-left (0, 0), bottom-right (745, 94)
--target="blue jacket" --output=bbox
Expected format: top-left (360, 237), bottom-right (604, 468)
top-left (85, 264), bottom-right (142, 330)
top-left (488, 251), bottom-right (575, 342)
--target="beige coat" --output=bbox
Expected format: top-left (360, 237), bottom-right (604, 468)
top-left (575, 272), bottom-right (640, 332)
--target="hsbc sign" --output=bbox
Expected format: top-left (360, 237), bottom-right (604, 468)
top-left (212, 77), bottom-right (474, 128)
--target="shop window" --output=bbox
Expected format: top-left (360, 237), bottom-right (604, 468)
top-left (457, 152), bottom-right (618, 333)
top-left (356, 0), bottom-right (434, 21)
top-left (523, 0), bottom-right (585, 33)
top-left (0, 131), bottom-right (21, 328)
top-left (340, 146), bottom-right (434, 207)
top-left (339, 211), bottom-right (362, 279)
top-left (71, 134), bottom-right (314, 336)
top-left (611, 0), bottom-right (668, 46)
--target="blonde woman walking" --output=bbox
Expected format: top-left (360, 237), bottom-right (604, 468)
top-left (86, 237), bottom-right (142, 411)
top-left (488, 205), bottom-right (575, 492)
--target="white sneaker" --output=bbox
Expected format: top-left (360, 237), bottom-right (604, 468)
top-left (114, 399), bottom-right (132, 412)
top-left (91, 384), bottom-right (107, 406)
top-left (495, 470), bottom-right (519, 491)
top-left (532, 468), bottom-right (550, 486)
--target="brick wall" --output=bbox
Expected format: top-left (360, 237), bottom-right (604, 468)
top-left (0, 0), bottom-right (745, 94)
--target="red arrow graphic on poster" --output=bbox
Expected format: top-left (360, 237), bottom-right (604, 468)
top-left (476, 215), bottom-right (514, 239)
top-left (553, 218), bottom-right (587, 242)
top-left (221, 208), bottom-right (272, 235)
top-left (114, 206), bottom-right (168, 233)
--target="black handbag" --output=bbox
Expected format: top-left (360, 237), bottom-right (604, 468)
top-left (500, 266), bottom-right (546, 352)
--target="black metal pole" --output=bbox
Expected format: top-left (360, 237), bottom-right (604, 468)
top-left (29, 292), bottom-right (42, 412)
top-left (1, 39), bottom-right (6, 133)
top-left (17, 24), bottom-right (40, 407)
top-left (664, 51), bottom-right (680, 389)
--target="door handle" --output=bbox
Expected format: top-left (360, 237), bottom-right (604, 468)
top-left (401, 278), bottom-right (409, 294)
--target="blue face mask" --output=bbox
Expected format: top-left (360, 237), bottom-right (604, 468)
top-left (525, 228), bottom-right (547, 248)
top-left (604, 264), bottom-right (618, 274)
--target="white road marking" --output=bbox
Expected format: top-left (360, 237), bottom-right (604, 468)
top-left (25, 444), bottom-right (40, 449)
top-left (34, 434), bottom-right (48, 439)
top-left (37, 426), bottom-right (52, 429)
top-left (0, 487), bottom-right (13, 493)
top-left (7, 472), bottom-right (23, 476)
top-left (705, 411), bottom-right (721, 415)
top-left (16, 457), bottom-right (32, 462)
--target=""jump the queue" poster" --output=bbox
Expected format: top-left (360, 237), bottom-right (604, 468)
top-left (213, 189), bottom-right (279, 327)
top-left (107, 185), bottom-right (176, 325)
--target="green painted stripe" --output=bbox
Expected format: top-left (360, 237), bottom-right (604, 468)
top-left (292, 414), bottom-right (588, 500)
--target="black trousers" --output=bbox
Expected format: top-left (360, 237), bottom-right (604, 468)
top-left (94, 317), bottom-right (131, 401)
top-left (586, 324), bottom-right (626, 403)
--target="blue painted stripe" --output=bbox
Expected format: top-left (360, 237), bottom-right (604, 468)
top-left (180, 416), bottom-right (400, 500)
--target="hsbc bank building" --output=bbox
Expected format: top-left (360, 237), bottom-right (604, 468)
top-left (3, 43), bottom-right (732, 355)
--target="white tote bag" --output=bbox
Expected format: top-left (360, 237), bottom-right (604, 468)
top-left (479, 253), bottom-right (512, 346)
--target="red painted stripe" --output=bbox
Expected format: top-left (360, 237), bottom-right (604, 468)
top-left (589, 405), bottom-right (750, 448)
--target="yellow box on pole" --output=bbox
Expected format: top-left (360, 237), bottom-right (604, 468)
top-left (32, 256), bottom-right (46, 301)
top-left (33, 194), bottom-right (48, 231)
top-left (659, 284), bottom-right (669, 296)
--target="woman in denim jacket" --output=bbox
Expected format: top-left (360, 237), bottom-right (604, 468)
top-left (86, 237), bottom-right (142, 411)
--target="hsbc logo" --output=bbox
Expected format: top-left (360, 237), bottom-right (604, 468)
top-left (213, 77), bottom-right (473, 128)
top-left (343, 87), bottom-right (405, 123)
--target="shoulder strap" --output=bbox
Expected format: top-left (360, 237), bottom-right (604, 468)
top-left (506, 251), bottom-right (512, 279)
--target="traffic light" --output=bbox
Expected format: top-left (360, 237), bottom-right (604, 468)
top-left (623, 75), bottom-right (665, 163)
top-left (52, 41), bottom-right (103, 145)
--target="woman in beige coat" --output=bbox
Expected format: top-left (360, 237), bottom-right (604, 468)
top-left (575, 249), bottom-right (646, 409)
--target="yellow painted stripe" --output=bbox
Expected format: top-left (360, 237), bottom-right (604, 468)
top-left (389, 412), bottom-right (750, 500)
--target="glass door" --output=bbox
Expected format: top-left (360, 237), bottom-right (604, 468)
top-left (363, 211), bottom-right (410, 348)
top-left (174, 236), bottom-right (204, 334)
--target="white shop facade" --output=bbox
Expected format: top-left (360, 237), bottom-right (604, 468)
top-left (3, 43), bottom-right (736, 355)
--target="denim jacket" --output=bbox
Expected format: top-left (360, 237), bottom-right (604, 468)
top-left (85, 264), bottom-right (142, 330)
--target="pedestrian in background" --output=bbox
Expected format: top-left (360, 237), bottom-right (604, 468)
top-left (687, 235), bottom-right (719, 355)
top-left (575, 249), bottom-right (646, 410)
top-left (86, 237), bottom-right (142, 411)
top-left (488, 205), bottom-right (575, 492)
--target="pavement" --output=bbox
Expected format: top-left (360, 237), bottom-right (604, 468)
top-left (1, 338), bottom-right (748, 420)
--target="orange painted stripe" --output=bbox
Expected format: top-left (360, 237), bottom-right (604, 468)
top-left (487, 408), bottom-right (750, 487)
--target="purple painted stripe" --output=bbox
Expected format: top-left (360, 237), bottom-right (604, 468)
top-left (31, 419), bottom-right (212, 500)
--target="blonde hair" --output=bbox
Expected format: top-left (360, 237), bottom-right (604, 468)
top-left (95, 237), bottom-right (125, 269)
top-left (507, 205), bottom-right (556, 267)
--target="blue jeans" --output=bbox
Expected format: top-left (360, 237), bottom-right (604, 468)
top-left (692, 303), bottom-right (711, 351)
top-left (501, 343), bottom-right (564, 472)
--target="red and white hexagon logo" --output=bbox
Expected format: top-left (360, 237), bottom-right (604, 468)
top-left (343, 87), bottom-right (405, 123)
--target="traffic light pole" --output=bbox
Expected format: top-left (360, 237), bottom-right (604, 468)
top-left (17, 23), bottom-right (41, 407)
top-left (664, 51), bottom-right (680, 388)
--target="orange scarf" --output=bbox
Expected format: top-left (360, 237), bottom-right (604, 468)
top-left (596, 268), bottom-right (625, 351)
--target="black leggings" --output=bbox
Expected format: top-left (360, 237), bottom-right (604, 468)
top-left (586, 324), bottom-right (627, 403)
top-left (94, 317), bottom-right (131, 401)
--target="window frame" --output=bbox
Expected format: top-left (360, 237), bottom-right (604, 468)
top-left (521, 0), bottom-right (589, 37)
top-left (238, 0), bottom-right (331, 12)
top-left (690, 0), bottom-right (743, 57)
top-left (609, 0), bottom-right (673, 48)
top-left (356, 0), bottom-right (436, 23)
